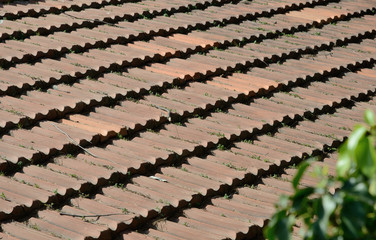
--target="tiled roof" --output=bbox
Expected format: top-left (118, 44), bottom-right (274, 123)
top-left (0, 0), bottom-right (375, 239)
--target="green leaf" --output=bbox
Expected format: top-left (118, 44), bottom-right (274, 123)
top-left (347, 125), bottom-right (367, 153)
top-left (291, 187), bottom-right (314, 214)
top-left (369, 176), bottom-right (376, 196)
top-left (339, 125), bottom-right (368, 177)
top-left (341, 200), bottom-right (366, 239)
top-left (364, 109), bottom-right (375, 126)
top-left (312, 195), bottom-right (335, 240)
top-left (316, 195), bottom-right (336, 238)
top-left (337, 144), bottom-right (352, 177)
top-left (278, 194), bottom-right (289, 208)
top-left (292, 159), bottom-right (313, 190)
top-left (342, 179), bottom-right (373, 206)
top-left (355, 136), bottom-right (376, 178)
top-left (265, 210), bottom-right (293, 240)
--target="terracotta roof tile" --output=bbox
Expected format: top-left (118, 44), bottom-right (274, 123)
top-left (0, 0), bottom-right (375, 238)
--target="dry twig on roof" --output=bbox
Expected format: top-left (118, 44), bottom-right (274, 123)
top-left (50, 122), bottom-right (99, 158)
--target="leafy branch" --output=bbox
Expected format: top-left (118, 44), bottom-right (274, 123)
top-left (265, 109), bottom-right (376, 240)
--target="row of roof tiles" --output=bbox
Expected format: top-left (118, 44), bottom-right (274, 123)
top-left (1, 0), bottom-right (372, 68)
top-left (0, 3), bottom-right (374, 133)
top-left (1, 31), bottom-right (375, 169)
top-left (1, 93), bottom-right (372, 238)
top-left (0, 65), bottom-right (374, 236)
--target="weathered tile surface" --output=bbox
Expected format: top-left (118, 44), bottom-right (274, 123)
top-left (0, 0), bottom-right (375, 239)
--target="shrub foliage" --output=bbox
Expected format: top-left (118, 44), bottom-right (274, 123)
top-left (264, 110), bottom-right (376, 240)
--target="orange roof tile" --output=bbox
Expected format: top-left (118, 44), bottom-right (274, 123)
top-left (0, 0), bottom-right (375, 238)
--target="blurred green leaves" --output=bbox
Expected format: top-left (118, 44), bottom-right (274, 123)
top-left (265, 110), bottom-right (376, 240)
